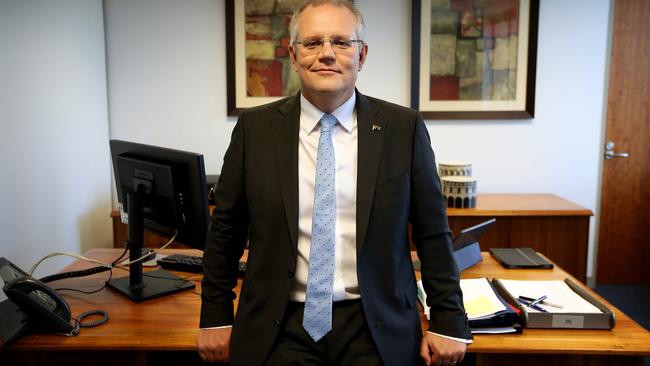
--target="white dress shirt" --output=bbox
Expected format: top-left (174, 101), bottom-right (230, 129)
top-left (289, 93), bottom-right (360, 302)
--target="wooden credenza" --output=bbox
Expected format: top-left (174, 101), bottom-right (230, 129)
top-left (446, 194), bottom-right (592, 282)
top-left (111, 193), bottom-right (592, 281)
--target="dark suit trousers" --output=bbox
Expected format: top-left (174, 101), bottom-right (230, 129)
top-left (264, 300), bottom-right (383, 366)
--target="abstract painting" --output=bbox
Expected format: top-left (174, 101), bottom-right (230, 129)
top-left (226, 0), bottom-right (353, 115)
top-left (411, 0), bottom-right (539, 119)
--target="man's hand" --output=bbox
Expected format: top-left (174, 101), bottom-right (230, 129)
top-left (196, 327), bottom-right (232, 363)
top-left (420, 332), bottom-right (466, 366)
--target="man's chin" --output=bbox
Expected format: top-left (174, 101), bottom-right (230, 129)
top-left (309, 83), bottom-right (344, 95)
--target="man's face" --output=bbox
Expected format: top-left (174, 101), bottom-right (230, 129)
top-left (289, 4), bottom-right (368, 105)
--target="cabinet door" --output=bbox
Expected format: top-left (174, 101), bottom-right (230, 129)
top-left (447, 216), bottom-right (589, 281)
top-left (509, 217), bottom-right (589, 281)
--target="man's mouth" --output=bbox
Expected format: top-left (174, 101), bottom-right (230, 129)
top-left (313, 68), bottom-right (339, 74)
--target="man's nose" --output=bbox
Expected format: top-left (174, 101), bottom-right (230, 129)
top-left (318, 39), bottom-right (336, 59)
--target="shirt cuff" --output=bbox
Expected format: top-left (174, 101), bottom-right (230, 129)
top-left (428, 331), bottom-right (473, 344)
top-left (200, 325), bottom-right (233, 330)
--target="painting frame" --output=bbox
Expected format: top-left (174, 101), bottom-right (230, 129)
top-left (411, 0), bottom-right (539, 119)
top-left (226, 0), bottom-right (294, 116)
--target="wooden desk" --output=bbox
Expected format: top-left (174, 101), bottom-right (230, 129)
top-left (3, 249), bottom-right (648, 366)
top-left (111, 194), bottom-right (592, 280)
top-left (447, 194), bottom-right (592, 282)
top-left (2, 249), bottom-right (207, 366)
top-left (417, 251), bottom-right (650, 365)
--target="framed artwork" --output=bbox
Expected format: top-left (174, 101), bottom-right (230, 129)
top-left (226, 0), bottom-right (302, 116)
top-left (411, 0), bottom-right (539, 119)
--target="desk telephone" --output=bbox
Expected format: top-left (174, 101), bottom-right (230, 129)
top-left (0, 257), bottom-right (75, 335)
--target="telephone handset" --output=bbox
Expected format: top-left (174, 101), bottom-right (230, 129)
top-left (4, 277), bottom-right (74, 334)
top-left (0, 257), bottom-right (74, 334)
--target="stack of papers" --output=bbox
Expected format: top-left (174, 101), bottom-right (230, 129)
top-left (461, 278), bottom-right (506, 319)
top-left (417, 278), bottom-right (522, 334)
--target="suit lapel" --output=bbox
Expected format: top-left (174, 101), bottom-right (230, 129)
top-left (270, 92), bottom-right (384, 257)
top-left (271, 94), bottom-right (301, 257)
top-left (355, 91), bottom-right (384, 255)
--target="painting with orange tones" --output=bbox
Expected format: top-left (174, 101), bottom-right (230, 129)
top-left (227, 0), bottom-right (353, 115)
top-left (244, 0), bottom-right (301, 97)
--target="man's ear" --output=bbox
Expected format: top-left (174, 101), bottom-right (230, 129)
top-left (288, 45), bottom-right (298, 71)
top-left (357, 43), bottom-right (368, 71)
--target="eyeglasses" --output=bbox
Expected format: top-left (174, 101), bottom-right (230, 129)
top-left (295, 38), bottom-right (364, 54)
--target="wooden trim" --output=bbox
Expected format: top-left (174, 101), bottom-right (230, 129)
top-left (447, 194), bottom-right (592, 217)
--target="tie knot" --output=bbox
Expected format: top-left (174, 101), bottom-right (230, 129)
top-left (319, 114), bottom-right (337, 133)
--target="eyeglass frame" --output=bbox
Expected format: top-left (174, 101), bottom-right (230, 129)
top-left (293, 37), bottom-right (365, 53)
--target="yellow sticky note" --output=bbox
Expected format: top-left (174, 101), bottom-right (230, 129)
top-left (465, 295), bottom-right (498, 317)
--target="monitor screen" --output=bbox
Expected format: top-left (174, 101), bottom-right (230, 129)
top-left (110, 140), bottom-right (209, 250)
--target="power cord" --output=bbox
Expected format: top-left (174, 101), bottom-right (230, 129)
top-left (40, 246), bottom-right (127, 283)
top-left (31, 231), bottom-right (177, 277)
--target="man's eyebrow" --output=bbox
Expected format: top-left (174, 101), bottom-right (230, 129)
top-left (301, 33), bottom-right (355, 39)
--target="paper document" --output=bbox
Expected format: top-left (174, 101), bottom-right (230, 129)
top-left (417, 278), bottom-right (507, 320)
top-left (471, 326), bottom-right (519, 334)
top-left (498, 279), bottom-right (602, 313)
top-left (460, 278), bottom-right (507, 319)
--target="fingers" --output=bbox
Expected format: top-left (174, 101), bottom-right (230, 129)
top-left (432, 351), bottom-right (464, 365)
top-left (420, 338), bottom-right (432, 365)
top-left (198, 345), bottom-right (228, 363)
top-left (420, 333), bottom-right (467, 366)
top-left (196, 328), bottom-right (232, 363)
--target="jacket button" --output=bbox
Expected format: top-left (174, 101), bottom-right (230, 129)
top-left (288, 270), bottom-right (295, 278)
top-left (273, 320), bottom-right (280, 328)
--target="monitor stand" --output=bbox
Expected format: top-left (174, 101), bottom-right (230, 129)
top-left (108, 192), bottom-right (194, 302)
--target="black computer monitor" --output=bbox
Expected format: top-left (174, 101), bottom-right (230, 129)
top-left (108, 140), bottom-right (209, 302)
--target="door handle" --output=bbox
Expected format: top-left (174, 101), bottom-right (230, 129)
top-left (604, 141), bottom-right (630, 159)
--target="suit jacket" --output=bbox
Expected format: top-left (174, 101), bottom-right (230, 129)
top-left (200, 91), bottom-right (471, 366)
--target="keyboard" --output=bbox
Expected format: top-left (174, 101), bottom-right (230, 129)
top-left (157, 254), bottom-right (247, 274)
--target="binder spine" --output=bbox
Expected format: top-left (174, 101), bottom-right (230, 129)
top-left (492, 279), bottom-right (529, 326)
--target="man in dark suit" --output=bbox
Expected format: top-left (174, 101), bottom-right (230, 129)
top-left (197, 1), bottom-right (471, 365)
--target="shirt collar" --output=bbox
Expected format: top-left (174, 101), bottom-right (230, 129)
top-left (300, 93), bottom-right (356, 135)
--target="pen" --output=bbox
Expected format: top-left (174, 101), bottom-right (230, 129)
top-left (518, 295), bottom-right (563, 309)
top-left (516, 298), bottom-right (548, 312)
top-left (529, 295), bottom-right (547, 307)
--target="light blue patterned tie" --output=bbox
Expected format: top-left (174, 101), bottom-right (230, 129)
top-left (303, 113), bottom-right (337, 342)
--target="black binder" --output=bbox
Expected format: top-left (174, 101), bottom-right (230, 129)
top-left (489, 247), bottom-right (553, 269)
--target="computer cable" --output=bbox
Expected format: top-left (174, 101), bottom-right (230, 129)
top-left (29, 252), bottom-right (113, 277)
top-left (53, 270), bottom-right (114, 295)
top-left (39, 246), bottom-right (128, 284)
top-left (114, 230), bottom-right (178, 267)
top-left (33, 230), bottom-right (177, 282)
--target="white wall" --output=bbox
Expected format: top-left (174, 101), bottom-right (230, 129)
top-left (104, 0), bottom-right (611, 280)
top-left (0, 0), bottom-right (112, 278)
top-left (105, 0), bottom-right (231, 175)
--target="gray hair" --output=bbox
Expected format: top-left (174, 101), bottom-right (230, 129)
top-left (289, 0), bottom-right (366, 46)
